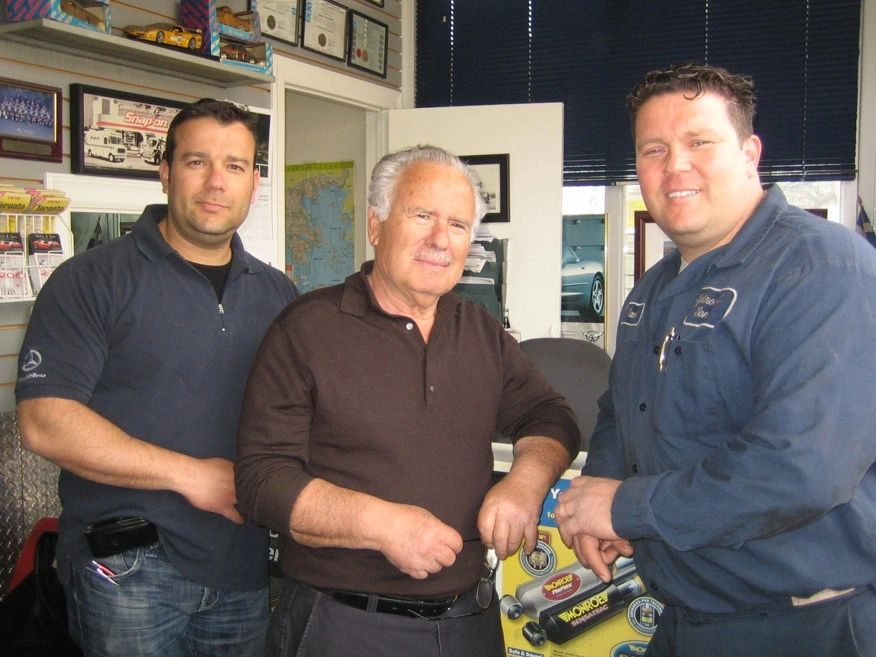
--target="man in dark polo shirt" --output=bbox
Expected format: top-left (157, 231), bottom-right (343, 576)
top-left (16, 99), bottom-right (297, 657)
top-left (236, 145), bottom-right (580, 657)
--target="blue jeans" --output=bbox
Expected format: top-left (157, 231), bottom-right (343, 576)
top-left (65, 544), bottom-right (268, 657)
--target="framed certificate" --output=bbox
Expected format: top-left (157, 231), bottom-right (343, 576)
top-left (301, 0), bottom-right (348, 61)
top-left (348, 10), bottom-right (388, 78)
top-left (252, 0), bottom-right (299, 46)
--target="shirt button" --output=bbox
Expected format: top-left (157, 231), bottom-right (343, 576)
top-left (405, 322), bottom-right (414, 330)
top-left (428, 384), bottom-right (435, 392)
top-left (653, 345), bottom-right (660, 354)
top-left (639, 403), bottom-right (647, 411)
top-left (632, 463), bottom-right (639, 473)
top-left (674, 345), bottom-right (682, 355)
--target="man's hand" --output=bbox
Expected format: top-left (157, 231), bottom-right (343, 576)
top-left (555, 475), bottom-right (628, 580)
top-left (377, 505), bottom-right (464, 579)
top-left (18, 398), bottom-right (245, 525)
top-left (177, 457), bottom-right (244, 524)
top-left (478, 435), bottom-right (573, 559)
top-left (555, 475), bottom-right (622, 540)
top-left (290, 480), bottom-right (463, 579)
top-left (477, 472), bottom-right (546, 559)
top-left (568, 533), bottom-right (634, 582)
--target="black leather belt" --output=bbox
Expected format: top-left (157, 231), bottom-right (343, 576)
top-left (323, 552), bottom-right (497, 620)
top-left (329, 590), bottom-right (460, 618)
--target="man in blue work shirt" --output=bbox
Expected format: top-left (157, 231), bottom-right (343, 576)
top-left (555, 63), bottom-right (876, 656)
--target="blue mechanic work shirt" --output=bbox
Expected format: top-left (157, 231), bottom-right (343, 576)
top-left (585, 186), bottom-right (876, 613)
top-left (16, 204), bottom-right (298, 591)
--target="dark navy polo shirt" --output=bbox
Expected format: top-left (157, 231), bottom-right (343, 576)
top-left (16, 204), bottom-right (298, 590)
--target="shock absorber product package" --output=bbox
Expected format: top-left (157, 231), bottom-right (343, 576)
top-left (498, 477), bottom-right (664, 656)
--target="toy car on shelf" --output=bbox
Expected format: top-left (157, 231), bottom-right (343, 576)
top-left (122, 23), bottom-right (204, 50)
top-left (220, 43), bottom-right (258, 64)
top-left (217, 6), bottom-right (254, 32)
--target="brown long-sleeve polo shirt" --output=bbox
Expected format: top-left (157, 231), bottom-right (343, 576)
top-left (236, 262), bottom-right (580, 598)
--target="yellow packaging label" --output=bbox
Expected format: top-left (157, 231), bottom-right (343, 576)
top-left (498, 478), bottom-right (662, 657)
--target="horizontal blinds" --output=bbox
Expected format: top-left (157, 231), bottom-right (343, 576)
top-left (416, 0), bottom-right (860, 184)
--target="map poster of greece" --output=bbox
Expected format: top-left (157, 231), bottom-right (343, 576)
top-left (285, 161), bottom-right (354, 292)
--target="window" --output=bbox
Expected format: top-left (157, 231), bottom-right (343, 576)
top-left (416, 0), bottom-right (861, 184)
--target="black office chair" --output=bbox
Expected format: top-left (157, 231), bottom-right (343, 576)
top-left (519, 337), bottom-right (611, 451)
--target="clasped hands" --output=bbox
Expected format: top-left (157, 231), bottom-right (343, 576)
top-left (554, 475), bottom-right (634, 582)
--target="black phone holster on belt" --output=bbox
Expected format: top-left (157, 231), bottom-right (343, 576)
top-left (85, 517), bottom-right (159, 558)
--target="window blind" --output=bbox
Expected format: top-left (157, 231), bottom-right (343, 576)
top-left (416, 0), bottom-right (861, 184)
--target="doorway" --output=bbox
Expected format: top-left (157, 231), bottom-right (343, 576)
top-left (283, 91), bottom-right (368, 292)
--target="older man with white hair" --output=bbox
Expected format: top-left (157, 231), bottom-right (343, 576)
top-left (236, 145), bottom-right (579, 657)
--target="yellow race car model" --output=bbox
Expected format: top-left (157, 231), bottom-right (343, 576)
top-left (123, 23), bottom-right (204, 51)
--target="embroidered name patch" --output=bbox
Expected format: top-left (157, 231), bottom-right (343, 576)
top-left (620, 302), bottom-right (645, 326)
top-left (682, 287), bottom-right (737, 328)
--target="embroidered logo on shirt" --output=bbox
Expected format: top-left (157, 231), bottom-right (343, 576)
top-left (18, 348), bottom-right (47, 383)
top-left (620, 302), bottom-right (645, 326)
top-left (21, 349), bottom-right (42, 372)
top-left (682, 287), bottom-right (737, 328)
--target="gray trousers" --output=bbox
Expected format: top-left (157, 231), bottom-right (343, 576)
top-left (267, 578), bottom-right (505, 657)
top-left (646, 585), bottom-right (876, 657)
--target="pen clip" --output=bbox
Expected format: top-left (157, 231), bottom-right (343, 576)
top-left (658, 327), bottom-right (676, 372)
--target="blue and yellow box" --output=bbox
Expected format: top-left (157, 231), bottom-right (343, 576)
top-left (179, 0), bottom-right (272, 75)
top-left (5, 0), bottom-right (111, 34)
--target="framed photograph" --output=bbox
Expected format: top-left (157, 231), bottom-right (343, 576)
top-left (634, 211), bottom-right (674, 281)
top-left (348, 10), bottom-right (388, 78)
top-left (252, 0), bottom-right (299, 46)
top-left (301, 0), bottom-right (348, 61)
top-left (462, 154), bottom-right (510, 223)
top-left (0, 77), bottom-right (62, 162)
top-left (70, 84), bottom-right (188, 180)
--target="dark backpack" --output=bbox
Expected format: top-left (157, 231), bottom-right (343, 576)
top-left (0, 527), bottom-right (82, 656)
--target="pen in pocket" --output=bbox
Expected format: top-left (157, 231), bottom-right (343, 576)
top-left (89, 560), bottom-right (118, 585)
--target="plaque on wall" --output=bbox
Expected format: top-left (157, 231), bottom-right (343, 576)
top-left (301, 0), bottom-right (348, 61)
top-left (252, 0), bottom-right (300, 46)
top-left (348, 10), bottom-right (388, 78)
top-left (0, 77), bottom-right (62, 163)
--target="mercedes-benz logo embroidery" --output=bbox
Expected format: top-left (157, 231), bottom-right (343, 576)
top-left (22, 349), bottom-right (42, 372)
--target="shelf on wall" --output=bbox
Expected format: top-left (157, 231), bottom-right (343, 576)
top-left (0, 19), bottom-right (274, 87)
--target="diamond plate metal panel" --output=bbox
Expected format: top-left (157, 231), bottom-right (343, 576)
top-left (0, 410), bottom-right (61, 600)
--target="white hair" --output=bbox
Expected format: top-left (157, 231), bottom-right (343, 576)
top-left (367, 145), bottom-right (488, 233)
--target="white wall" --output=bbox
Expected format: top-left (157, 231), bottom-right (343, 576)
top-left (385, 103), bottom-right (565, 340)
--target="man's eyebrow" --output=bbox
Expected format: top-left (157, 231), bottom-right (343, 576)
top-left (178, 151), bottom-right (252, 165)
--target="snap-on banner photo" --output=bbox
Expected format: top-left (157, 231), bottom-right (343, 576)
top-left (498, 477), bottom-right (662, 657)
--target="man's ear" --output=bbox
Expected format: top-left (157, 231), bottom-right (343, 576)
top-left (367, 208), bottom-right (381, 247)
top-left (159, 160), bottom-right (170, 194)
top-left (743, 134), bottom-right (762, 176)
top-left (250, 168), bottom-right (259, 204)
